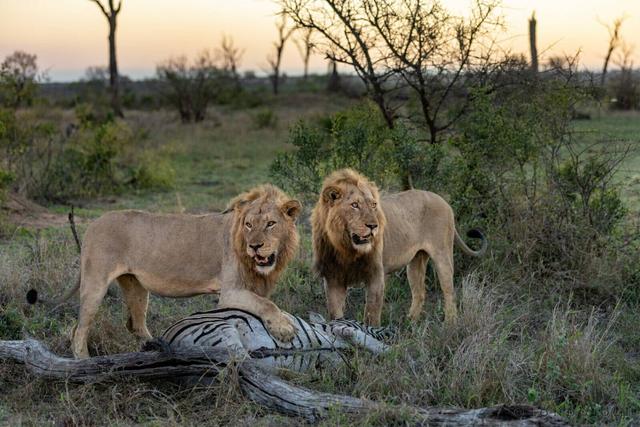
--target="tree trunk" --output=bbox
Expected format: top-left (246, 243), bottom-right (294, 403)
top-left (108, 15), bottom-right (123, 117)
top-left (529, 12), bottom-right (539, 73)
top-left (601, 47), bottom-right (614, 87)
top-left (0, 339), bottom-right (568, 426)
top-left (303, 53), bottom-right (309, 81)
top-left (272, 67), bottom-right (279, 95)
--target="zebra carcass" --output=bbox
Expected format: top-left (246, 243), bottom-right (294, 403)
top-left (159, 308), bottom-right (395, 373)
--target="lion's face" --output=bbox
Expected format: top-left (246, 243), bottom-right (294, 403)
top-left (322, 182), bottom-right (383, 255)
top-left (230, 186), bottom-right (301, 277)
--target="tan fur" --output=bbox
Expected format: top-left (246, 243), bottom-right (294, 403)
top-left (71, 184), bottom-right (301, 358)
top-left (312, 169), bottom-right (486, 325)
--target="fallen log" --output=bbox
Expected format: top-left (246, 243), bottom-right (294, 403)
top-left (0, 339), bottom-right (568, 425)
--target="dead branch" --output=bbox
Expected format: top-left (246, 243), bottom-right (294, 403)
top-left (600, 15), bottom-right (626, 86)
top-left (0, 338), bottom-right (568, 425)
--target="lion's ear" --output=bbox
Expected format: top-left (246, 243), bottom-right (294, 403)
top-left (322, 186), bottom-right (342, 205)
top-left (282, 199), bottom-right (302, 221)
top-left (224, 194), bottom-right (250, 214)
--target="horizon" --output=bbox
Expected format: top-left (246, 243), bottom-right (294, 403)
top-left (1, 0), bottom-right (639, 82)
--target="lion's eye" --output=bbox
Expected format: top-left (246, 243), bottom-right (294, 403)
top-left (245, 222), bottom-right (252, 229)
top-left (267, 221), bottom-right (276, 228)
top-left (371, 203), bottom-right (377, 209)
top-left (351, 202), bottom-right (359, 209)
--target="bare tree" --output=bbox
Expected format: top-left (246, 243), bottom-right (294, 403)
top-left (267, 14), bottom-right (296, 95)
top-left (326, 59), bottom-right (341, 92)
top-left (367, 0), bottom-right (502, 143)
top-left (529, 11), bottom-right (538, 73)
top-left (294, 27), bottom-right (315, 80)
top-left (611, 43), bottom-right (639, 110)
top-left (157, 52), bottom-right (221, 123)
top-left (280, 0), bottom-right (396, 127)
top-left (280, 0), bottom-right (503, 138)
top-left (216, 34), bottom-right (244, 89)
top-left (0, 51), bottom-right (40, 108)
top-left (600, 16), bottom-right (625, 86)
top-left (89, 0), bottom-right (124, 117)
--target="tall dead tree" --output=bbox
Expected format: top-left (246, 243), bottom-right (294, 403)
top-left (600, 16), bottom-right (625, 86)
top-left (89, 0), bottom-right (124, 117)
top-left (326, 59), bottom-right (341, 92)
top-left (529, 12), bottom-right (538, 73)
top-left (611, 43), bottom-right (638, 110)
top-left (216, 34), bottom-right (244, 90)
top-left (267, 14), bottom-right (296, 95)
top-left (294, 27), bottom-right (315, 80)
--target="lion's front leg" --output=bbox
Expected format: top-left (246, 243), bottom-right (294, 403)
top-left (364, 269), bottom-right (385, 326)
top-left (218, 289), bottom-right (295, 342)
top-left (325, 277), bottom-right (347, 320)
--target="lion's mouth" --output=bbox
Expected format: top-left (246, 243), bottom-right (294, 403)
top-left (254, 253), bottom-right (276, 267)
top-left (351, 233), bottom-right (372, 246)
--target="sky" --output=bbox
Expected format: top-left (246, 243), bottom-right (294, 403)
top-left (0, 0), bottom-right (638, 82)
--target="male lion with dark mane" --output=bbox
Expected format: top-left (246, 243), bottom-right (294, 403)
top-left (311, 169), bottom-right (486, 325)
top-left (35, 185), bottom-right (301, 358)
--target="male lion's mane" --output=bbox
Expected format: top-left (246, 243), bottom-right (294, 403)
top-left (228, 184), bottom-right (299, 297)
top-left (311, 169), bottom-right (386, 285)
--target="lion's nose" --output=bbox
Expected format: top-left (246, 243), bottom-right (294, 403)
top-left (366, 223), bottom-right (378, 231)
top-left (249, 243), bottom-right (264, 252)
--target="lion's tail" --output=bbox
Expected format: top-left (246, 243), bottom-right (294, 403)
top-left (454, 228), bottom-right (487, 257)
top-left (26, 207), bottom-right (82, 305)
top-left (26, 278), bottom-right (80, 305)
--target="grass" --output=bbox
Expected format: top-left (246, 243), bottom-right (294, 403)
top-left (1, 96), bottom-right (640, 426)
top-left (572, 110), bottom-right (640, 210)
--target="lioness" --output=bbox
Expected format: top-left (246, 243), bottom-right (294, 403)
top-left (50, 185), bottom-right (301, 358)
top-left (311, 169), bottom-right (486, 325)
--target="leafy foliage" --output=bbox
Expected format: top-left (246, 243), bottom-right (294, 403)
top-left (270, 101), bottom-right (400, 202)
top-left (0, 51), bottom-right (41, 109)
top-left (272, 77), bottom-right (639, 296)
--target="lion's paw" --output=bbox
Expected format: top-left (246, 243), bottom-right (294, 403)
top-left (266, 315), bottom-right (296, 342)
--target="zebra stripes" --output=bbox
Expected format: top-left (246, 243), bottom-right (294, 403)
top-left (161, 308), bottom-right (394, 373)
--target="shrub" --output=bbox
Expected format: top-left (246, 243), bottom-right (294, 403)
top-left (252, 108), bottom-right (278, 129)
top-left (446, 84), bottom-right (636, 293)
top-left (33, 120), bottom-right (132, 201)
top-left (0, 51), bottom-right (41, 109)
top-left (0, 107), bottom-right (174, 203)
top-left (156, 51), bottom-right (236, 123)
top-left (126, 150), bottom-right (176, 190)
top-left (270, 101), bottom-right (400, 202)
top-left (272, 77), bottom-right (639, 299)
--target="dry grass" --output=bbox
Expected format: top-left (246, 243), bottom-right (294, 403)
top-left (1, 97), bottom-right (639, 425)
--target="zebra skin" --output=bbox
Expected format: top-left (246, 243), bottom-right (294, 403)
top-left (160, 308), bottom-right (394, 373)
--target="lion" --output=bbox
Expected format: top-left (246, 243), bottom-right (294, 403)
top-left (311, 169), bottom-right (486, 325)
top-left (36, 185), bottom-right (301, 358)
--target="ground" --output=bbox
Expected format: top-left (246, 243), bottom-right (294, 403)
top-left (0, 97), bottom-right (639, 425)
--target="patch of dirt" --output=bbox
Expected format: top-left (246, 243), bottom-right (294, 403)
top-left (2, 193), bottom-right (75, 229)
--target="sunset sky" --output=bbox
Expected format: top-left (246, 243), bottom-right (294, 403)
top-left (1, 0), bottom-right (638, 82)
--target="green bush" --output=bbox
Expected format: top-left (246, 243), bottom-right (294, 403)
top-left (272, 79), bottom-right (639, 299)
top-left (126, 150), bottom-right (176, 190)
top-left (270, 101), bottom-right (401, 201)
top-left (0, 107), bottom-right (175, 203)
top-left (252, 108), bottom-right (278, 129)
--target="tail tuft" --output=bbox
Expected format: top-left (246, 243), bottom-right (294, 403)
top-left (26, 289), bottom-right (38, 304)
top-left (466, 228), bottom-right (484, 240)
